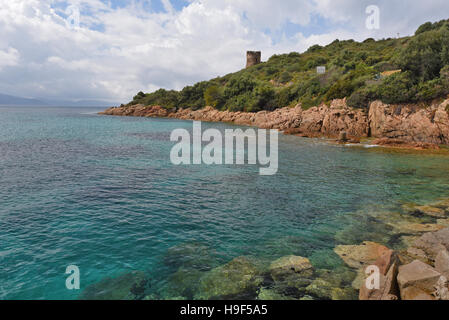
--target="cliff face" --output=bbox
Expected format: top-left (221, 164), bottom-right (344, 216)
top-left (369, 100), bottom-right (449, 145)
top-left (100, 98), bottom-right (449, 146)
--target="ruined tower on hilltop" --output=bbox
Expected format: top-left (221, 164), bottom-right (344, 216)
top-left (246, 51), bottom-right (261, 68)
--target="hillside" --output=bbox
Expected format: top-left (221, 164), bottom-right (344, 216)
top-left (127, 19), bottom-right (449, 113)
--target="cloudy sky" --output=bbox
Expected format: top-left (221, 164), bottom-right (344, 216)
top-left (1, 0), bottom-right (449, 104)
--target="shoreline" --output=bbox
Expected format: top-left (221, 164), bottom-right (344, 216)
top-left (78, 196), bottom-right (449, 300)
top-left (100, 98), bottom-right (449, 151)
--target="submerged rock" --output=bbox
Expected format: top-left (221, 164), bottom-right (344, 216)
top-left (164, 268), bottom-right (204, 300)
top-left (257, 288), bottom-right (297, 300)
top-left (334, 242), bottom-right (390, 269)
top-left (266, 256), bottom-right (315, 298)
top-left (269, 255), bottom-right (314, 281)
top-left (399, 235), bottom-right (420, 249)
top-left (432, 199), bottom-right (449, 210)
top-left (195, 256), bottom-right (264, 300)
top-left (387, 222), bottom-right (445, 234)
top-left (78, 271), bottom-right (148, 300)
top-left (402, 204), bottom-right (447, 218)
top-left (163, 242), bottom-right (219, 272)
top-left (315, 267), bottom-right (357, 288)
top-left (305, 278), bottom-right (334, 300)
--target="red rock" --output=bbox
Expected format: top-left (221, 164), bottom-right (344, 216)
top-left (359, 250), bottom-right (400, 300)
top-left (397, 260), bottom-right (442, 300)
top-left (435, 250), bottom-right (449, 278)
top-left (100, 98), bottom-right (449, 146)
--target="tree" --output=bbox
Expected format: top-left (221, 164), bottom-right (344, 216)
top-left (204, 86), bottom-right (222, 108)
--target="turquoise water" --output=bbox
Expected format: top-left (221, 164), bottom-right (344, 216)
top-left (1, 106), bottom-right (449, 300)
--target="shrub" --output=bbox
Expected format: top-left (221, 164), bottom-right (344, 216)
top-left (347, 86), bottom-right (378, 109)
top-left (325, 78), bottom-right (355, 100)
top-left (376, 72), bottom-right (416, 104)
top-left (415, 22), bottom-right (434, 35)
top-left (275, 87), bottom-right (293, 108)
top-left (415, 79), bottom-right (446, 101)
top-left (204, 86), bottom-right (223, 108)
top-left (399, 28), bottom-right (449, 81)
top-left (279, 71), bottom-right (293, 83)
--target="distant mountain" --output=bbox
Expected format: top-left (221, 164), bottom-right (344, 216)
top-left (0, 93), bottom-right (45, 106)
top-left (0, 93), bottom-right (116, 107)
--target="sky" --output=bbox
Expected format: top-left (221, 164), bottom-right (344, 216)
top-left (1, 0), bottom-right (449, 104)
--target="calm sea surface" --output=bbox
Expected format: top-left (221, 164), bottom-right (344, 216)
top-left (1, 106), bottom-right (449, 299)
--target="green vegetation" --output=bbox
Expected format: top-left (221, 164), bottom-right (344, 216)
top-left (129, 19), bottom-right (449, 112)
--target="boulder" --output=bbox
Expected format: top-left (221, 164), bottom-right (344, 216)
top-left (397, 260), bottom-right (442, 300)
top-left (269, 255), bottom-right (314, 281)
top-left (433, 276), bottom-right (449, 300)
top-left (359, 250), bottom-right (400, 300)
top-left (334, 242), bottom-right (390, 269)
top-left (400, 287), bottom-right (436, 300)
top-left (410, 228), bottom-right (449, 261)
top-left (435, 250), bottom-right (449, 278)
top-left (267, 255), bottom-right (315, 297)
top-left (406, 247), bottom-right (431, 264)
top-left (195, 256), bottom-right (263, 300)
top-left (305, 279), bottom-right (334, 300)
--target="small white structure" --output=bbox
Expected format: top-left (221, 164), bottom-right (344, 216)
top-left (317, 66), bottom-right (326, 74)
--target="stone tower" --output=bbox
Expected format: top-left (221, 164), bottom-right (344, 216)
top-left (246, 51), bottom-right (261, 68)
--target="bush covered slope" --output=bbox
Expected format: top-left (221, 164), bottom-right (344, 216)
top-left (128, 19), bottom-right (449, 112)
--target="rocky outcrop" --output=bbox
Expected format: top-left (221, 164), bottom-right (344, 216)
top-left (435, 250), bottom-right (449, 278)
top-left (358, 250), bottom-right (400, 300)
top-left (332, 197), bottom-right (449, 301)
top-left (397, 260), bottom-right (442, 300)
top-left (369, 100), bottom-right (449, 145)
top-left (100, 98), bottom-right (449, 146)
top-left (334, 242), bottom-right (390, 270)
top-left (408, 228), bottom-right (449, 261)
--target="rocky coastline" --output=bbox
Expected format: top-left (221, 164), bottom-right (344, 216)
top-left (91, 99), bottom-right (449, 300)
top-left (78, 198), bottom-right (449, 301)
top-left (100, 98), bottom-right (449, 149)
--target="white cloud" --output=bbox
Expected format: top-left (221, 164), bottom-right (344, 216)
top-left (0, 0), bottom-right (449, 103)
top-left (0, 48), bottom-right (20, 70)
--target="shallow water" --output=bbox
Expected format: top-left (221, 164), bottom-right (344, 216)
top-left (1, 106), bottom-right (449, 300)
